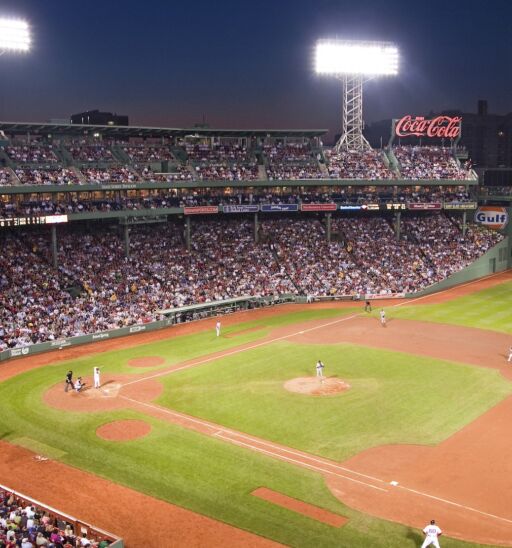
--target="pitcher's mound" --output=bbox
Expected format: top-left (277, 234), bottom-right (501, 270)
top-left (284, 377), bottom-right (350, 396)
top-left (96, 419), bottom-right (151, 441)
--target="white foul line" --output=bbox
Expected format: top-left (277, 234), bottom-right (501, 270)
top-left (121, 312), bottom-right (360, 387)
top-left (123, 269), bottom-right (510, 389)
top-left (213, 432), bottom-right (387, 492)
top-left (396, 484), bottom-right (512, 525)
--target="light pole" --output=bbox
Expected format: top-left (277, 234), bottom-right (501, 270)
top-left (315, 39), bottom-right (399, 152)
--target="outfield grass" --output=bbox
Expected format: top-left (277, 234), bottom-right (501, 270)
top-left (0, 304), bottom-right (509, 547)
top-left (158, 341), bottom-right (511, 460)
top-left (391, 281), bottom-right (512, 333)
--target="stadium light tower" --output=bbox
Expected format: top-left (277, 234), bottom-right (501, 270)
top-left (0, 18), bottom-right (31, 55)
top-left (315, 39), bottom-right (399, 152)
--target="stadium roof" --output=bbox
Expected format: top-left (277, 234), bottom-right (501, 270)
top-left (0, 121), bottom-right (327, 138)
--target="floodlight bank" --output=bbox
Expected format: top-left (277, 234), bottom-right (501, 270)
top-left (315, 40), bottom-right (398, 76)
top-left (0, 18), bottom-right (31, 52)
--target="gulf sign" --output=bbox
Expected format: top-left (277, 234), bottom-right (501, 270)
top-left (474, 206), bottom-right (509, 230)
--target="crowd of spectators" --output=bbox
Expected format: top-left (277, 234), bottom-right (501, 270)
top-left (14, 169), bottom-right (81, 186)
top-left (263, 143), bottom-right (312, 162)
top-left (0, 168), bottom-right (12, 186)
top-left (325, 149), bottom-right (395, 180)
top-left (0, 489), bottom-right (112, 547)
top-left (68, 143), bottom-right (113, 163)
top-left (393, 146), bottom-right (470, 180)
top-left (4, 143), bottom-right (59, 165)
top-left (266, 164), bottom-right (325, 180)
top-left (82, 167), bottom-right (140, 184)
top-left (194, 163), bottom-right (259, 181)
top-left (122, 145), bottom-right (174, 163)
top-left (185, 143), bottom-right (253, 163)
top-left (0, 214), bottom-right (502, 351)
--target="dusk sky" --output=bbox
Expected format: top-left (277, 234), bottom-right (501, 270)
top-left (1, 0), bottom-right (510, 135)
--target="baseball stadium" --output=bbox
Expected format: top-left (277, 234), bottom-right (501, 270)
top-left (1, 7), bottom-right (512, 548)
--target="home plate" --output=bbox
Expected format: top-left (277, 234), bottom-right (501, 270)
top-left (390, 480), bottom-right (399, 486)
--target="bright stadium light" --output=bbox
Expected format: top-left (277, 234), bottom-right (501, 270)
top-left (315, 41), bottom-right (398, 76)
top-left (315, 39), bottom-right (399, 152)
top-left (0, 18), bottom-right (31, 54)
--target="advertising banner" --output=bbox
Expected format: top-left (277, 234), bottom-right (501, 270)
top-left (475, 206), bottom-right (509, 230)
top-left (395, 115), bottom-right (461, 138)
top-left (360, 204), bottom-right (380, 211)
top-left (407, 203), bottom-right (442, 211)
top-left (383, 203), bottom-right (407, 211)
top-left (443, 202), bottom-right (477, 210)
top-left (300, 203), bottom-right (337, 212)
top-left (222, 205), bottom-right (259, 213)
top-left (183, 206), bottom-right (219, 215)
top-left (339, 205), bottom-right (362, 211)
top-left (260, 204), bottom-right (299, 212)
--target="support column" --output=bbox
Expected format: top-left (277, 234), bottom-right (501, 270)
top-left (394, 211), bottom-right (401, 241)
top-left (185, 216), bottom-right (191, 251)
top-left (123, 224), bottom-right (130, 258)
top-left (326, 212), bottom-right (332, 243)
top-left (51, 225), bottom-right (58, 269)
top-left (462, 211), bottom-right (467, 238)
top-left (254, 212), bottom-right (259, 243)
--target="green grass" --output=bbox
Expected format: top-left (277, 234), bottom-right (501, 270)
top-left (0, 303), bottom-right (509, 547)
top-left (158, 341), bottom-right (511, 460)
top-left (391, 281), bottom-right (512, 333)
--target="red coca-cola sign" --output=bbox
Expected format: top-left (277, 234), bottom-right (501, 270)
top-left (395, 115), bottom-right (461, 138)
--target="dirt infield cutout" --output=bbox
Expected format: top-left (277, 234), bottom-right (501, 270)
top-left (252, 487), bottom-right (347, 527)
top-left (96, 419), bottom-right (152, 441)
top-left (284, 376), bottom-right (351, 396)
top-left (128, 356), bottom-right (166, 368)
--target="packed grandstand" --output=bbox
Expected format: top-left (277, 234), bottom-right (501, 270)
top-left (0, 124), bottom-right (503, 352)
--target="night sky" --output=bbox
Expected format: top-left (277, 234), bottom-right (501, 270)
top-left (0, 0), bottom-right (510, 136)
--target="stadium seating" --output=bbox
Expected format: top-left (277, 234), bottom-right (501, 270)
top-left (0, 215), bottom-right (501, 351)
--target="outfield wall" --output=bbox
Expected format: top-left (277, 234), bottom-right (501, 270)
top-left (405, 236), bottom-right (510, 298)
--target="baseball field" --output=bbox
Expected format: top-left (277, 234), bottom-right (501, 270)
top-left (1, 272), bottom-right (512, 547)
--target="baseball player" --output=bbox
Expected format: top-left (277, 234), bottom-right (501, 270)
top-left (316, 360), bottom-right (325, 380)
top-left (64, 370), bottom-right (74, 392)
top-left (215, 320), bottom-right (221, 337)
top-left (421, 519), bottom-right (442, 548)
top-left (508, 346), bottom-right (512, 362)
top-left (380, 309), bottom-right (386, 327)
top-left (75, 377), bottom-right (86, 392)
top-left (364, 300), bottom-right (372, 313)
top-left (93, 366), bottom-right (101, 389)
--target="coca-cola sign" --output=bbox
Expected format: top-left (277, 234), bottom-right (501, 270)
top-left (395, 115), bottom-right (461, 138)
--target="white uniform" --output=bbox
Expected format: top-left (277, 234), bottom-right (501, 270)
top-left (316, 360), bottom-right (324, 378)
top-left (216, 321), bottom-right (221, 337)
top-left (421, 522), bottom-right (442, 548)
top-left (380, 310), bottom-right (386, 326)
top-left (508, 347), bottom-right (512, 362)
top-left (93, 367), bottom-right (101, 388)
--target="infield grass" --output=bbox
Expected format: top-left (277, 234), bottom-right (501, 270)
top-left (157, 341), bottom-right (511, 460)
